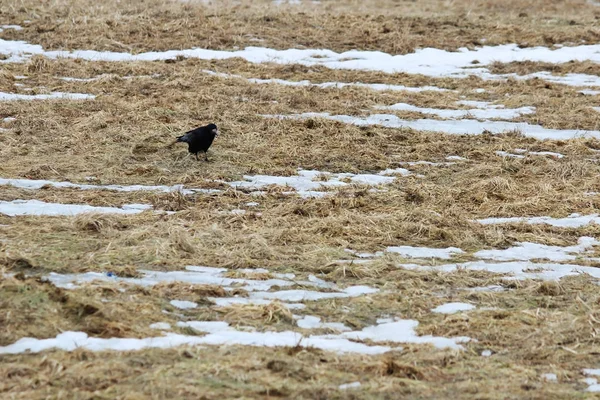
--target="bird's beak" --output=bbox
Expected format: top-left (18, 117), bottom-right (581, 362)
top-left (213, 128), bottom-right (219, 136)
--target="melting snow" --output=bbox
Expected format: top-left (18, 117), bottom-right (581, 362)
top-left (542, 373), bottom-right (558, 382)
top-left (476, 213), bottom-right (600, 228)
top-left (0, 177), bottom-right (219, 195)
top-left (401, 260), bottom-right (600, 281)
top-left (377, 102), bottom-right (535, 120)
top-left (170, 300), bottom-right (198, 310)
top-left (0, 199), bottom-right (152, 216)
top-left (385, 245), bottom-right (464, 259)
top-left (341, 319), bottom-right (470, 350)
top-left (0, 91), bottom-right (95, 101)
top-left (432, 302), bottom-right (475, 314)
top-left (264, 112), bottom-right (599, 141)
top-left (226, 168), bottom-right (410, 197)
top-left (149, 322), bottom-right (172, 330)
top-left (5, 39), bottom-right (600, 84)
top-left (339, 382), bottom-right (361, 390)
top-left (474, 237), bottom-right (598, 262)
top-left (202, 69), bottom-right (448, 92)
top-left (296, 315), bottom-right (351, 331)
top-left (0, 25), bottom-right (23, 32)
top-left (0, 315), bottom-right (468, 355)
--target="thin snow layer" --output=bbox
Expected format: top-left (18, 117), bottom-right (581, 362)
top-left (581, 89), bottom-right (600, 95)
top-left (202, 69), bottom-right (448, 92)
top-left (474, 237), bottom-right (598, 262)
top-left (377, 102), bottom-right (535, 120)
top-left (226, 168), bottom-right (410, 196)
top-left (385, 245), bottom-right (464, 259)
top-left (0, 91), bottom-right (95, 101)
top-left (6, 39), bottom-right (600, 82)
top-left (0, 25), bottom-right (23, 32)
top-left (264, 113), bottom-right (600, 141)
top-left (45, 267), bottom-right (378, 304)
top-left (541, 373), bottom-right (558, 382)
top-left (497, 148), bottom-right (565, 159)
top-left (0, 199), bottom-right (152, 217)
top-left (341, 319), bottom-right (470, 350)
top-left (432, 302), bottom-right (476, 314)
top-left (169, 300), bottom-right (198, 310)
top-left (296, 316), bottom-right (351, 331)
top-left (0, 317), bottom-right (470, 355)
top-left (149, 322), bottom-right (172, 330)
top-left (476, 213), bottom-right (600, 228)
top-left (401, 260), bottom-right (600, 281)
top-left (209, 297), bottom-right (306, 310)
top-left (496, 150), bottom-right (525, 159)
top-left (47, 266), bottom-right (297, 292)
top-left (0, 177), bottom-right (219, 195)
top-left (248, 285), bottom-right (378, 302)
top-left (584, 370), bottom-right (600, 392)
top-left (339, 382), bottom-right (361, 390)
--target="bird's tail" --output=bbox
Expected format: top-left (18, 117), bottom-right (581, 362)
top-left (167, 136), bottom-right (183, 149)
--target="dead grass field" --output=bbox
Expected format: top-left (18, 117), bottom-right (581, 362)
top-left (3, 0), bottom-right (600, 398)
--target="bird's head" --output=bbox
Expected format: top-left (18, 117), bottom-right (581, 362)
top-left (207, 123), bottom-right (218, 136)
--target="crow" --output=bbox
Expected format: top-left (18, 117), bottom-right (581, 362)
top-left (172, 123), bottom-right (219, 161)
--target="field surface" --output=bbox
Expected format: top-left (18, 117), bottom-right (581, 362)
top-left (3, 0), bottom-right (600, 398)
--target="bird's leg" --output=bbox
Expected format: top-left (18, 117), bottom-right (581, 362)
top-left (204, 152), bottom-right (209, 162)
top-left (195, 153), bottom-right (199, 161)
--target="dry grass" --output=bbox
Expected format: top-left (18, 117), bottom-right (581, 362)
top-left (3, 0), bottom-right (600, 398)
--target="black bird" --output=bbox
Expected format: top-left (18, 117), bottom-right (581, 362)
top-left (173, 123), bottom-right (219, 161)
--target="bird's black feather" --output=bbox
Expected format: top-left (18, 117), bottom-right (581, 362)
top-left (174, 123), bottom-right (218, 161)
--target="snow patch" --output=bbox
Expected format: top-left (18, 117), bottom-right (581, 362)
top-left (0, 199), bottom-right (152, 216)
top-left (0, 91), bottom-right (95, 101)
top-left (476, 213), bottom-right (600, 228)
top-left (432, 302), bottom-right (475, 314)
top-left (264, 112), bottom-right (599, 141)
top-left (170, 300), bottom-right (198, 310)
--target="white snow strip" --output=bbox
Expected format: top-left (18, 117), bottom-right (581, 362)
top-left (339, 382), bottom-right (361, 390)
top-left (432, 302), bottom-right (475, 314)
top-left (0, 91), bottom-right (95, 101)
top-left (296, 316), bottom-right (351, 331)
top-left (0, 330), bottom-right (389, 355)
top-left (249, 285), bottom-right (378, 302)
top-left (0, 199), bottom-right (152, 216)
top-left (47, 266), bottom-right (296, 292)
top-left (481, 350), bottom-right (492, 357)
top-left (496, 150), bottom-right (525, 159)
top-left (0, 25), bottom-right (23, 32)
top-left (208, 297), bottom-right (306, 310)
top-left (446, 155), bottom-right (467, 161)
top-left (377, 102), bottom-right (535, 120)
top-left (149, 322), bottom-right (172, 330)
top-left (476, 213), bottom-right (600, 228)
top-left (542, 373), bottom-right (558, 382)
top-left (401, 260), bottom-right (600, 281)
top-left (226, 168), bottom-right (408, 196)
top-left (580, 89), bottom-right (600, 95)
top-left (0, 177), bottom-right (219, 195)
top-left (169, 300), bottom-right (198, 310)
top-left (341, 320), bottom-right (470, 350)
top-left (474, 237), bottom-right (598, 262)
top-left (202, 69), bottom-right (448, 92)
top-left (385, 245), bottom-right (464, 259)
top-left (512, 148), bottom-right (565, 158)
top-left (5, 40), bottom-right (600, 84)
top-left (584, 369), bottom-right (600, 376)
top-left (44, 267), bottom-right (378, 305)
top-left (264, 112), bottom-right (599, 141)
top-left (465, 285), bottom-right (506, 292)
top-left (2, 117), bottom-right (16, 123)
